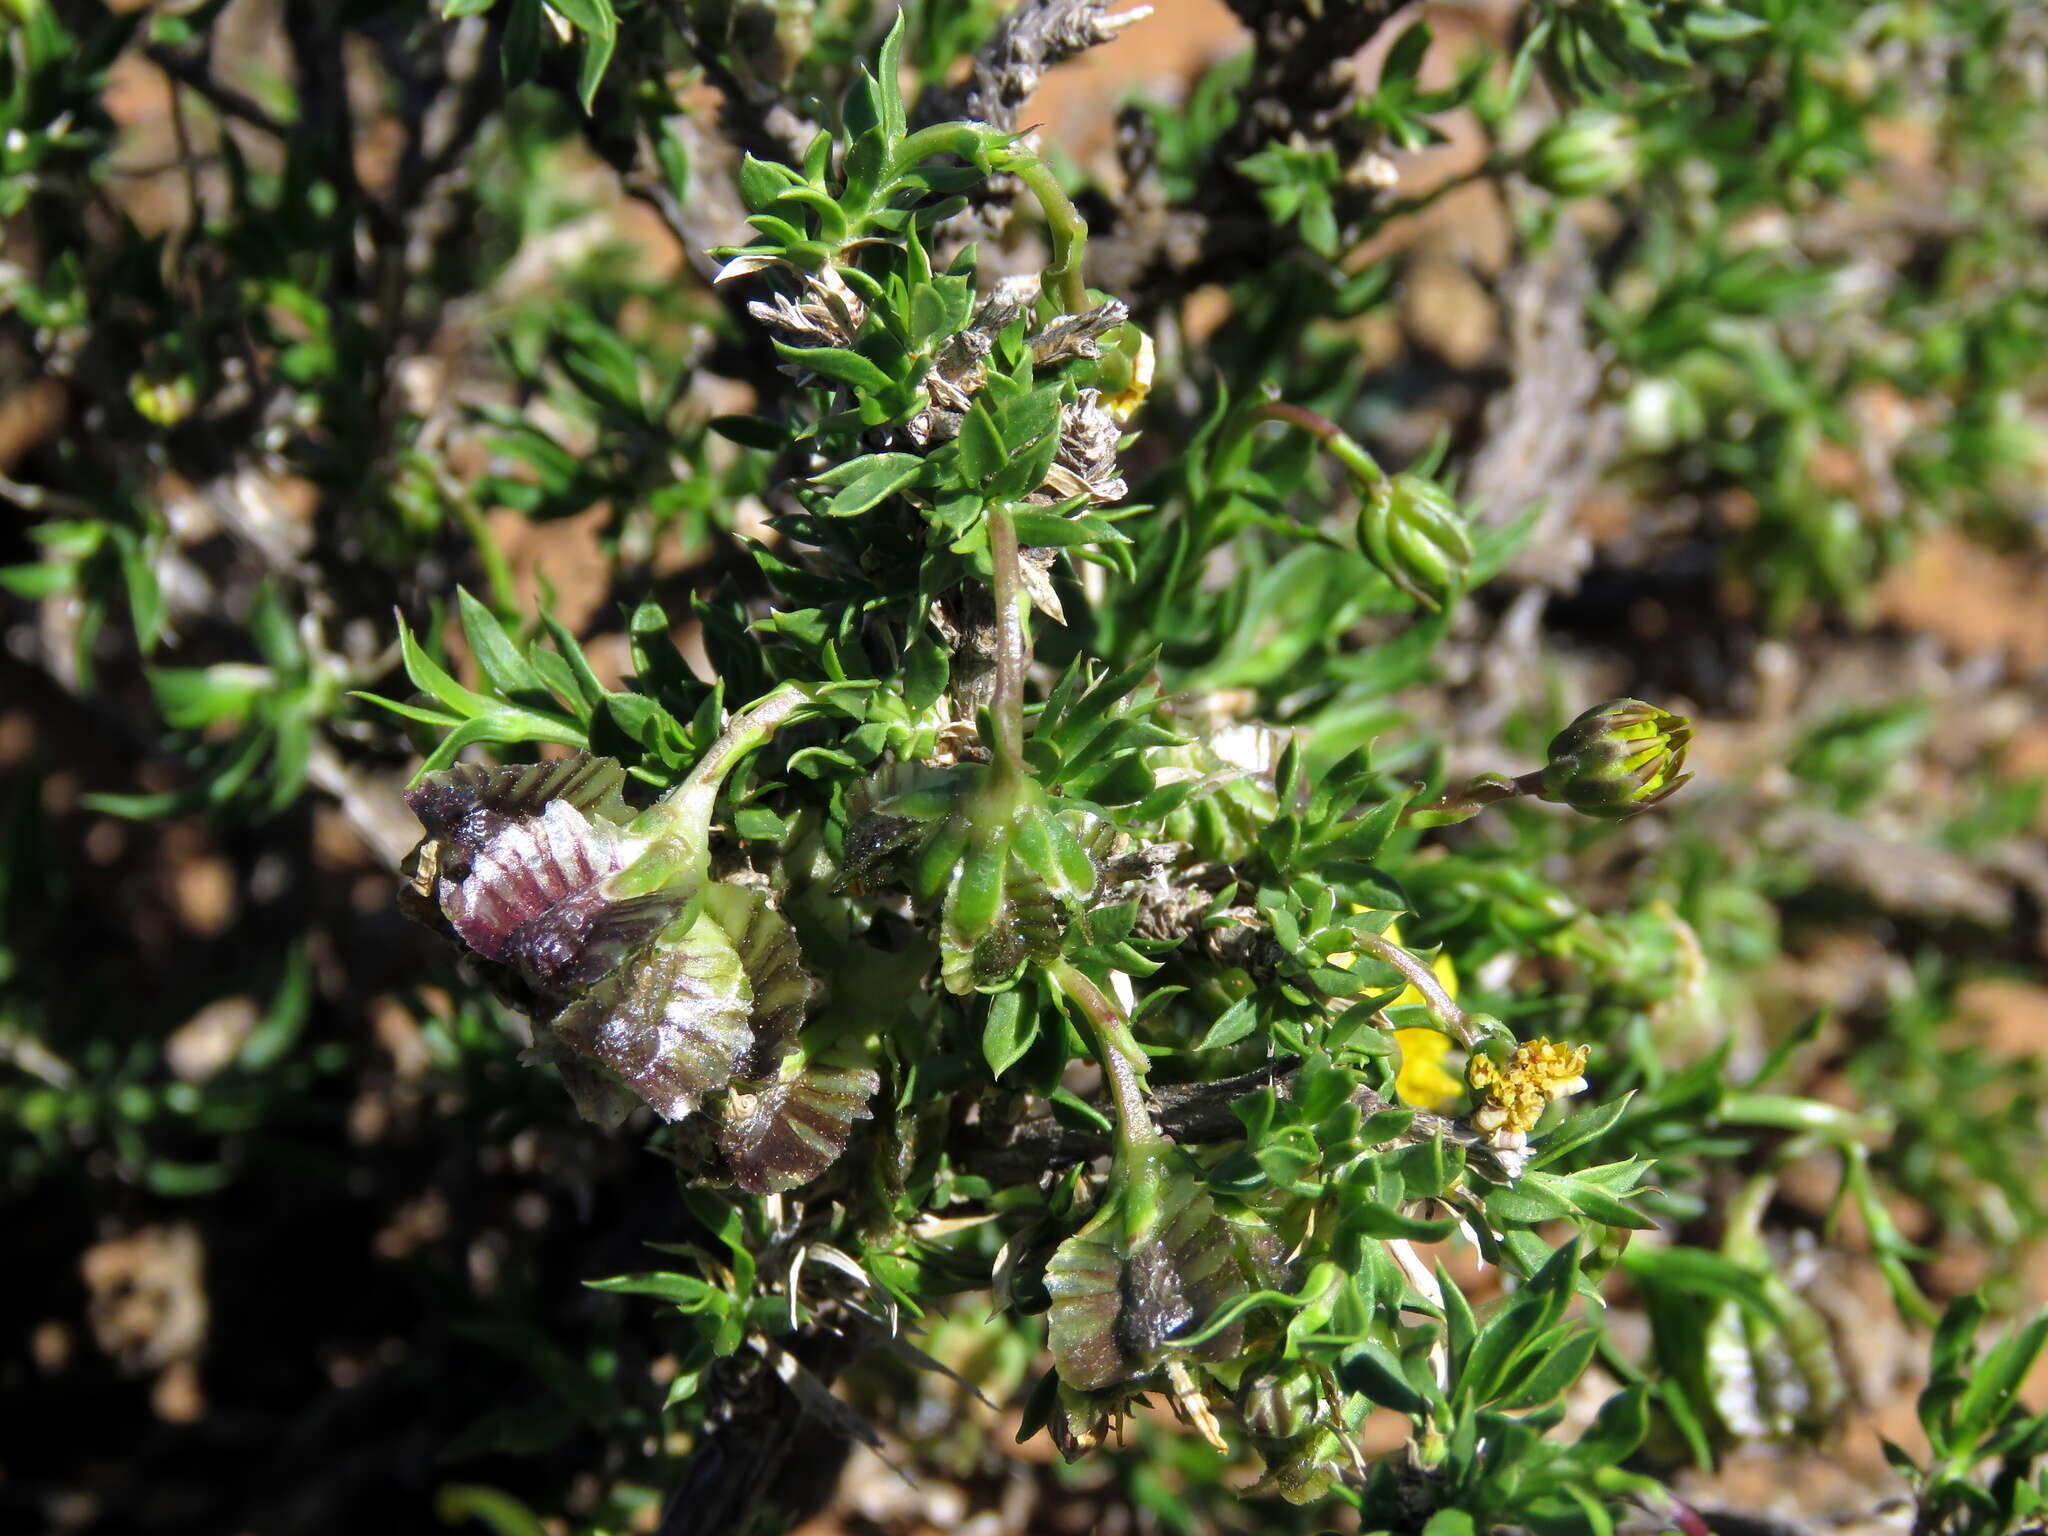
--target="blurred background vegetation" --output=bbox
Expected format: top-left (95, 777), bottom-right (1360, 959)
top-left (2, 1), bottom-right (2047, 1533)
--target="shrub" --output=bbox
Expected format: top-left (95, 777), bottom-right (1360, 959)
top-left (4, 1), bottom-right (2047, 1533)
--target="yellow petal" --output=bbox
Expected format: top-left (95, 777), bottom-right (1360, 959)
top-left (1393, 1027), bottom-right (1463, 1111)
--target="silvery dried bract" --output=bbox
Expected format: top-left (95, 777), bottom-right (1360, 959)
top-left (1039, 388), bottom-right (1127, 506)
top-left (908, 278), bottom-right (1042, 446)
top-left (1028, 298), bottom-right (1128, 369)
top-left (748, 265), bottom-right (869, 353)
top-left (1016, 545), bottom-right (1066, 624)
top-left (902, 284), bottom-right (1135, 516)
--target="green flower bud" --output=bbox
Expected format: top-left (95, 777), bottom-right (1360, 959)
top-left (130, 358), bottom-right (200, 427)
top-left (1356, 472), bottom-right (1473, 611)
top-left (1537, 699), bottom-right (1693, 818)
top-left (1526, 108), bottom-right (1640, 199)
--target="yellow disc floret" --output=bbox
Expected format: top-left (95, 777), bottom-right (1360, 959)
top-left (1466, 1038), bottom-right (1590, 1149)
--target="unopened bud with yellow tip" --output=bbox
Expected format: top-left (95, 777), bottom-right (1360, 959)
top-left (1097, 323), bottom-right (1155, 424)
top-left (1537, 699), bottom-right (1693, 818)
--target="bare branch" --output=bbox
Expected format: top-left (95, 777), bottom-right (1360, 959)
top-left (143, 45), bottom-right (292, 140)
top-left (915, 0), bottom-right (1153, 134)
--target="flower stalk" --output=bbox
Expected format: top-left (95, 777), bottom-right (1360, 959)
top-left (996, 150), bottom-right (1091, 315)
top-left (1047, 957), bottom-right (1160, 1166)
top-left (1218, 400), bottom-right (1388, 493)
top-left (985, 504), bottom-right (1031, 794)
top-left (616, 681), bottom-right (817, 893)
top-left (1346, 929), bottom-right (1484, 1048)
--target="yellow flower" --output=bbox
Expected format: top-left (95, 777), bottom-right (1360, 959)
top-left (1103, 330), bottom-right (1154, 423)
top-left (1332, 914), bottom-right (1464, 1112)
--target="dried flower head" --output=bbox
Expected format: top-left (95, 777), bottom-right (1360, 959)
top-left (1467, 1038), bottom-right (1591, 1149)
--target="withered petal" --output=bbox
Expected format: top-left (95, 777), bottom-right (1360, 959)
top-left (405, 754), bottom-right (632, 852)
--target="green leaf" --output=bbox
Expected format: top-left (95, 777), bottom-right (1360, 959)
top-left (1949, 1313), bottom-right (2048, 1445)
top-left (777, 344), bottom-right (894, 395)
top-left (1930, 1292), bottom-right (1987, 1384)
top-left (709, 413), bottom-right (790, 450)
top-left (875, 9), bottom-right (908, 145)
top-left (1484, 1171), bottom-right (1578, 1225)
top-left (738, 154), bottom-right (803, 212)
top-left (1338, 1339), bottom-right (1430, 1415)
top-left (902, 633), bottom-right (948, 712)
top-left (957, 398), bottom-right (1006, 485)
top-left (1531, 1090), bottom-right (1634, 1167)
top-left (1010, 508), bottom-right (1126, 548)
top-left (435, 1485), bottom-right (551, 1536)
top-left (1498, 1327), bottom-right (1599, 1410)
top-left (983, 989), bottom-right (1038, 1077)
top-left (584, 1272), bottom-right (721, 1309)
top-left (546, 0), bottom-right (617, 111)
top-left (399, 614), bottom-right (496, 719)
top-left (1193, 996), bottom-right (1260, 1053)
top-left (821, 452), bottom-right (924, 516)
top-left (1574, 1383), bottom-right (1650, 1467)
top-left (456, 588), bottom-right (544, 700)
top-left (502, 0), bottom-right (542, 84)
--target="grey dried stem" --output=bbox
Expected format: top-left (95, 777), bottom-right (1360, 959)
top-left (1092, 0), bottom-right (1406, 296)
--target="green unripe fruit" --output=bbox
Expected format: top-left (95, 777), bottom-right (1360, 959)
top-left (1526, 108), bottom-right (1641, 198)
top-left (1538, 699), bottom-right (1694, 818)
top-left (1237, 1359), bottom-right (1323, 1441)
top-left (1356, 472), bottom-right (1474, 611)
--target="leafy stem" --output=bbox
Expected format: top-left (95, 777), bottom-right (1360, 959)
top-left (1719, 1093), bottom-right (1891, 1145)
top-left (1047, 957), bottom-right (1160, 1167)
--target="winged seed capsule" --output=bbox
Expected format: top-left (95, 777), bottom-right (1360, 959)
top-left (400, 688), bottom-right (875, 1191)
